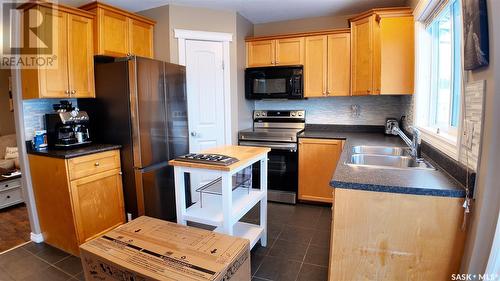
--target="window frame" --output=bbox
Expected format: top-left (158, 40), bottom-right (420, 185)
top-left (414, 0), bottom-right (464, 160)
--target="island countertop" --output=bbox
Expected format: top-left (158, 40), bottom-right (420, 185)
top-left (169, 145), bottom-right (270, 171)
top-left (298, 127), bottom-right (466, 198)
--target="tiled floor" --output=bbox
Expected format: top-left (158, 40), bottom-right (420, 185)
top-left (0, 204), bottom-right (31, 252)
top-left (0, 202), bottom-right (331, 281)
top-left (242, 202), bottom-right (331, 281)
top-left (0, 242), bottom-right (84, 281)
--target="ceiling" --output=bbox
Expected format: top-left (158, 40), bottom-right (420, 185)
top-left (60, 0), bottom-right (407, 24)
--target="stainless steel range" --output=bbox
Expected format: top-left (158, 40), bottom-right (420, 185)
top-left (238, 110), bottom-right (305, 204)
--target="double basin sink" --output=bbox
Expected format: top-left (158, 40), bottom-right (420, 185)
top-left (346, 145), bottom-right (435, 170)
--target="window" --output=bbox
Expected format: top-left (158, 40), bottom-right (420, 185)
top-left (416, 0), bottom-right (462, 144)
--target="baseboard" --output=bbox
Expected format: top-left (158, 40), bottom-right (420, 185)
top-left (30, 232), bottom-right (44, 243)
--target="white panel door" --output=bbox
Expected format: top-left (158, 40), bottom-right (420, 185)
top-left (185, 39), bottom-right (226, 202)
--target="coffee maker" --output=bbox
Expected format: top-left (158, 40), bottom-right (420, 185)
top-left (45, 102), bottom-right (91, 148)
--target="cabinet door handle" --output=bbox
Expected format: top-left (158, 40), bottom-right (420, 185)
top-left (71, 90), bottom-right (76, 95)
top-left (65, 90), bottom-right (70, 95)
top-left (119, 171), bottom-right (123, 175)
top-left (327, 91), bottom-right (331, 96)
top-left (94, 162), bottom-right (100, 167)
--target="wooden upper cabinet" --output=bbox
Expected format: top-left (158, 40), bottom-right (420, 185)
top-left (80, 2), bottom-right (155, 58)
top-left (327, 33), bottom-right (351, 96)
top-left (247, 37), bottom-right (304, 67)
top-left (129, 19), bottom-right (154, 58)
top-left (99, 9), bottom-right (129, 57)
top-left (304, 36), bottom-right (327, 97)
top-left (36, 8), bottom-right (70, 98)
top-left (299, 138), bottom-right (343, 203)
top-left (68, 14), bottom-right (95, 98)
top-left (20, 3), bottom-right (95, 99)
top-left (247, 40), bottom-right (275, 67)
top-left (351, 15), bottom-right (375, 96)
top-left (275, 37), bottom-right (304, 66)
top-left (380, 16), bottom-right (414, 95)
top-left (350, 8), bottom-right (414, 95)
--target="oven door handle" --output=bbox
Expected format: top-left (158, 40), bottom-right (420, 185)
top-left (239, 141), bottom-right (297, 152)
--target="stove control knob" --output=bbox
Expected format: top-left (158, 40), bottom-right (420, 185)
top-left (256, 113), bottom-right (260, 116)
top-left (291, 112), bottom-right (296, 116)
top-left (298, 112), bottom-right (303, 116)
top-left (262, 112), bottom-right (266, 116)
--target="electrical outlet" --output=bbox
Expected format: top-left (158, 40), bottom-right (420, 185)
top-left (351, 104), bottom-right (360, 118)
top-left (462, 121), bottom-right (474, 150)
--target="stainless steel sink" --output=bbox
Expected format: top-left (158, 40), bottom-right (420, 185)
top-left (347, 154), bottom-right (435, 170)
top-left (351, 145), bottom-right (410, 156)
top-left (346, 145), bottom-right (435, 170)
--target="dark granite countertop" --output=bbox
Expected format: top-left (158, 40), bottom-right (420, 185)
top-left (298, 126), bottom-right (466, 198)
top-left (27, 144), bottom-right (122, 159)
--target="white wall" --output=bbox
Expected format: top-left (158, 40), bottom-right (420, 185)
top-left (139, 5), bottom-right (254, 143)
top-left (236, 13), bottom-right (255, 132)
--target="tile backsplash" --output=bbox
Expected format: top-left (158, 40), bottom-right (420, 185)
top-left (23, 99), bottom-right (77, 141)
top-left (255, 95), bottom-right (413, 125)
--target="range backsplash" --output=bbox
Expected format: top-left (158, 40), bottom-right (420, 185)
top-left (255, 95), bottom-right (413, 126)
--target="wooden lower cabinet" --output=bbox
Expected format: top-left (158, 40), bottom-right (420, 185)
top-left (328, 189), bottom-right (466, 280)
top-left (298, 138), bottom-right (343, 203)
top-left (29, 150), bottom-right (125, 256)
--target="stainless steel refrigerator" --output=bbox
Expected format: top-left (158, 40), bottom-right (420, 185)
top-left (79, 56), bottom-right (188, 221)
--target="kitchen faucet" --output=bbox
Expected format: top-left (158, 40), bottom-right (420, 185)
top-left (389, 124), bottom-right (422, 160)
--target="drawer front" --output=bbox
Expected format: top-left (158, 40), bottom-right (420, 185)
top-left (68, 150), bottom-right (120, 180)
top-left (0, 178), bottom-right (22, 192)
top-left (0, 187), bottom-right (23, 208)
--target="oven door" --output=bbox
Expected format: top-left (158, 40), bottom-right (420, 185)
top-left (239, 141), bottom-right (298, 204)
top-left (245, 66), bottom-right (303, 100)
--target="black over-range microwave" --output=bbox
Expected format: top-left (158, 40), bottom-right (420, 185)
top-left (245, 65), bottom-right (303, 100)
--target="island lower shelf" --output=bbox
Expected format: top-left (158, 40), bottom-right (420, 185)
top-left (183, 188), bottom-right (265, 227)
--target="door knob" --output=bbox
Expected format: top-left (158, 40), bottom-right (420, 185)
top-left (190, 131), bottom-right (198, 137)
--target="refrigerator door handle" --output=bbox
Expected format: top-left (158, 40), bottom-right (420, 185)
top-left (136, 161), bottom-right (170, 173)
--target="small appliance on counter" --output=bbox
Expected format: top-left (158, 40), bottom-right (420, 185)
top-left (385, 118), bottom-right (399, 135)
top-left (45, 101), bottom-right (91, 148)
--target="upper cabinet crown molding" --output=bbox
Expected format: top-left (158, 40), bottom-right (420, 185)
top-left (245, 28), bottom-right (351, 42)
top-left (78, 2), bottom-right (156, 25)
top-left (79, 1), bottom-right (155, 58)
top-left (17, 1), bottom-right (95, 18)
top-left (348, 7), bottom-right (413, 23)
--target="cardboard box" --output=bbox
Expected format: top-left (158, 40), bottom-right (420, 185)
top-left (80, 216), bottom-right (250, 281)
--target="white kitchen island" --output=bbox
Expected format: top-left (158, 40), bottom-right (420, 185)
top-left (169, 145), bottom-right (270, 248)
